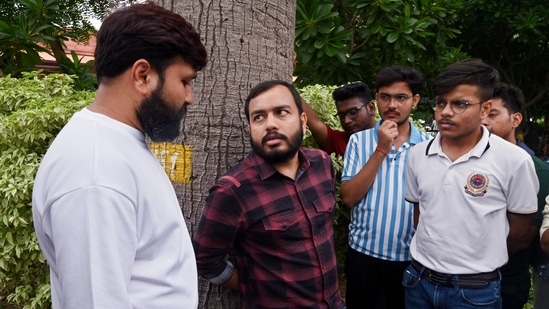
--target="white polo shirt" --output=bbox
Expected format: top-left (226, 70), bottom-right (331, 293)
top-left (406, 126), bottom-right (538, 274)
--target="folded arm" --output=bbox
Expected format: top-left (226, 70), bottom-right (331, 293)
top-left (340, 149), bottom-right (386, 207)
top-left (341, 121), bottom-right (396, 207)
top-left (507, 212), bottom-right (534, 254)
top-left (193, 183), bottom-right (243, 291)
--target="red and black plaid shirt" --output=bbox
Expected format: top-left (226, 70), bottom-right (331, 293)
top-left (194, 148), bottom-right (344, 309)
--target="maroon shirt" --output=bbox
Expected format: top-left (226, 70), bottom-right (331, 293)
top-left (325, 126), bottom-right (349, 156)
top-left (193, 149), bottom-right (344, 309)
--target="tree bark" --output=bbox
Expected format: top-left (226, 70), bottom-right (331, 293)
top-left (156, 0), bottom-right (296, 307)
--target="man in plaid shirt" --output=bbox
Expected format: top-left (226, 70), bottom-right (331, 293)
top-left (193, 80), bottom-right (345, 309)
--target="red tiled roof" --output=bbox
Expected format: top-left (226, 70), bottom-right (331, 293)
top-left (39, 35), bottom-right (96, 63)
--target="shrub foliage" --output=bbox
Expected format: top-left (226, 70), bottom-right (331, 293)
top-left (0, 72), bottom-right (94, 308)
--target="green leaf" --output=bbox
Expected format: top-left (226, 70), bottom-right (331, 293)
top-left (314, 39), bottom-right (325, 49)
top-left (6, 232), bottom-right (13, 245)
top-left (386, 32), bottom-right (400, 43)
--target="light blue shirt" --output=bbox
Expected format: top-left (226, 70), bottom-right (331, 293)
top-left (342, 120), bottom-right (431, 261)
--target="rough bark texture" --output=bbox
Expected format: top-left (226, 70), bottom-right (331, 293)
top-left (156, 0), bottom-right (296, 307)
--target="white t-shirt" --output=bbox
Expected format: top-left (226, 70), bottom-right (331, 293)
top-left (406, 126), bottom-right (538, 274)
top-left (32, 108), bottom-right (198, 309)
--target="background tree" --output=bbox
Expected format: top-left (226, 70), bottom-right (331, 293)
top-left (0, 0), bottom-right (139, 90)
top-left (294, 0), bottom-right (549, 154)
top-left (293, 0), bottom-right (470, 125)
top-left (157, 0), bottom-right (296, 307)
top-left (294, 0), bottom-right (467, 88)
top-left (0, 0), bottom-right (108, 76)
top-left (451, 0), bottom-right (549, 154)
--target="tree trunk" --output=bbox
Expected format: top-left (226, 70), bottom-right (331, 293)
top-left (156, 0), bottom-right (296, 307)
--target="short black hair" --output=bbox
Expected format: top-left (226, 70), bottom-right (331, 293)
top-left (244, 80), bottom-right (303, 122)
top-left (374, 65), bottom-right (425, 95)
top-left (332, 82), bottom-right (372, 106)
top-left (94, 3), bottom-right (207, 83)
top-left (492, 82), bottom-right (524, 114)
top-left (432, 58), bottom-right (499, 101)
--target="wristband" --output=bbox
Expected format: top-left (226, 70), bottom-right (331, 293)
top-left (375, 146), bottom-right (388, 156)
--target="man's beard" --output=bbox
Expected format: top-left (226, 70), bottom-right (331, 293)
top-left (137, 84), bottom-right (187, 142)
top-left (250, 128), bottom-right (303, 163)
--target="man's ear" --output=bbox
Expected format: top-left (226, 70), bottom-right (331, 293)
top-left (131, 59), bottom-right (157, 96)
top-left (301, 112), bottom-right (308, 132)
top-left (411, 94), bottom-right (420, 109)
top-left (367, 101), bottom-right (376, 115)
top-left (511, 112), bottom-right (523, 128)
top-left (481, 100), bottom-right (492, 118)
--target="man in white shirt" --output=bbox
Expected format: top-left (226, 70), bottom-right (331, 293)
top-left (32, 3), bottom-right (207, 308)
top-left (404, 59), bottom-right (538, 309)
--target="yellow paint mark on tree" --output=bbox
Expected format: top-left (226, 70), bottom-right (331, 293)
top-left (149, 142), bottom-right (192, 184)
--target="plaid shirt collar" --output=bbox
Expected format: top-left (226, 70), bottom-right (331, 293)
top-left (249, 148), bottom-right (311, 181)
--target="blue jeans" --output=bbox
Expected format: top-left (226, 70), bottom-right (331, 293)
top-left (402, 264), bottom-right (502, 309)
top-left (534, 263), bottom-right (549, 309)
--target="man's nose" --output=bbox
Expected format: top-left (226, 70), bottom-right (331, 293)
top-left (184, 85), bottom-right (194, 104)
top-left (387, 99), bottom-right (398, 108)
top-left (440, 102), bottom-right (454, 115)
top-left (265, 114), bottom-right (279, 130)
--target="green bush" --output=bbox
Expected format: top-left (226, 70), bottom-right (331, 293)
top-left (0, 72), bottom-right (94, 308)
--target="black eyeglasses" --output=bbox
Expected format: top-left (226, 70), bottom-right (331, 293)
top-left (335, 105), bottom-right (365, 120)
top-left (433, 98), bottom-right (484, 114)
top-left (377, 93), bottom-right (413, 105)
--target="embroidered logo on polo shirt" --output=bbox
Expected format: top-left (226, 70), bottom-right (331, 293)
top-left (464, 173), bottom-right (489, 197)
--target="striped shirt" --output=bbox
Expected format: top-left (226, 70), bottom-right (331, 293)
top-left (342, 120), bottom-right (431, 261)
top-left (194, 148), bottom-right (344, 309)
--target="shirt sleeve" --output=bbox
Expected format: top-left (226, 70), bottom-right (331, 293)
top-left (193, 179), bottom-right (245, 285)
top-left (540, 196), bottom-right (549, 239)
top-left (47, 186), bottom-right (136, 308)
top-left (507, 157), bottom-right (539, 215)
top-left (325, 126), bottom-right (348, 157)
top-left (405, 149), bottom-right (420, 203)
top-left (341, 134), bottom-right (360, 182)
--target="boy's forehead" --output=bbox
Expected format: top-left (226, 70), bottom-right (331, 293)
top-left (377, 81), bottom-right (411, 93)
top-left (336, 97), bottom-right (364, 108)
top-left (440, 84), bottom-right (482, 98)
top-left (489, 97), bottom-right (510, 111)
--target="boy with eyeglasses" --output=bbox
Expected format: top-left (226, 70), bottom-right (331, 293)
top-left (482, 82), bottom-right (549, 309)
top-left (302, 82), bottom-right (377, 156)
top-left (340, 65), bottom-right (431, 308)
top-left (404, 59), bottom-right (538, 309)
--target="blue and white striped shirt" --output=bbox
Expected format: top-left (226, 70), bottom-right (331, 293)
top-left (342, 120), bottom-right (431, 261)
